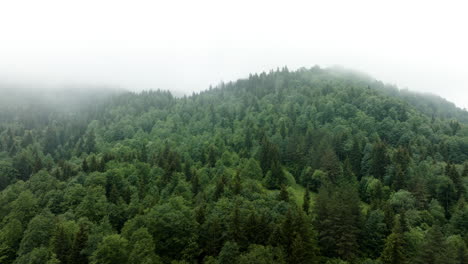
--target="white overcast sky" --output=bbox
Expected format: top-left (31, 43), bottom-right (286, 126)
top-left (0, 0), bottom-right (467, 109)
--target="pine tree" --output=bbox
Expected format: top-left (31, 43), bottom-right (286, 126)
top-left (69, 224), bottom-right (88, 264)
top-left (138, 143), bottom-right (147, 163)
top-left (89, 155), bottom-right (98, 172)
top-left (349, 138), bottom-right (363, 179)
top-left (228, 203), bottom-right (244, 244)
top-left (361, 210), bottom-right (387, 259)
top-left (244, 127), bottom-right (253, 151)
top-left (52, 225), bottom-right (70, 264)
top-left (33, 155), bottom-right (43, 173)
top-left (393, 147), bottom-right (410, 173)
top-left (342, 158), bottom-right (357, 185)
top-left (191, 172), bottom-right (200, 196)
top-left (462, 163), bottom-right (468, 177)
top-left (446, 163), bottom-right (465, 199)
top-left (44, 126), bottom-right (58, 155)
top-left (213, 176), bottom-right (225, 201)
top-left (84, 131), bottom-right (96, 154)
top-left (266, 160), bottom-right (286, 189)
top-left (21, 131), bottom-right (34, 148)
top-left (183, 160), bottom-right (193, 181)
top-left (393, 165), bottom-right (406, 191)
top-left (315, 184), bottom-right (361, 261)
top-left (232, 171), bottom-right (242, 195)
top-left (416, 225), bottom-right (446, 264)
top-left (207, 144), bottom-right (217, 167)
top-left (281, 208), bottom-right (318, 264)
top-left (370, 141), bottom-right (389, 180)
top-left (320, 148), bottom-right (341, 184)
top-left (82, 158), bottom-right (89, 173)
top-left (380, 216), bottom-right (406, 264)
top-left (259, 137), bottom-right (280, 176)
top-left (303, 188), bottom-right (310, 214)
top-left (290, 232), bottom-right (308, 264)
top-left (279, 184), bottom-right (289, 202)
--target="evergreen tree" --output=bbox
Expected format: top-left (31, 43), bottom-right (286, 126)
top-left (416, 225), bottom-right (447, 264)
top-left (446, 163), bottom-right (465, 199)
top-left (320, 148), bottom-right (341, 184)
top-left (281, 208), bottom-right (318, 264)
top-left (69, 224), bottom-right (88, 264)
top-left (380, 216), bottom-right (406, 264)
top-left (44, 126), bottom-right (58, 155)
top-left (51, 225), bottom-right (71, 264)
top-left (370, 141), bottom-right (389, 180)
top-left (348, 137), bottom-right (363, 179)
top-left (392, 165), bottom-right (406, 191)
top-left (128, 228), bottom-right (160, 264)
top-left (315, 184), bottom-right (361, 261)
top-left (341, 158), bottom-right (357, 185)
top-left (462, 163), bottom-right (468, 177)
top-left (21, 131), bottom-right (34, 148)
top-left (279, 184), bottom-right (289, 202)
top-left (303, 187), bottom-right (311, 214)
top-left (213, 176), bottom-right (225, 201)
top-left (191, 172), bottom-right (200, 196)
top-left (259, 137), bottom-right (280, 176)
top-left (82, 158), bottom-right (89, 172)
top-left (228, 202), bottom-right (244, 244)
top-left (90, 234), bottom-right (128, 264)
top-left (84, 131), bottom-right (96, 154)
top-left (218, 241), bottom-right (240, 264)
top-left (266, 160), bottom-right (286, 189)
top-left (207, 145), bottom-right (217, 167)
top-left (232, 171), bottom-right (242, 195)
top-left (361, 210), bottom-right (387, 259)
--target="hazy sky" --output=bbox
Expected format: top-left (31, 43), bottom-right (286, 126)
top-left (1, 0), bottom-right (467, 109)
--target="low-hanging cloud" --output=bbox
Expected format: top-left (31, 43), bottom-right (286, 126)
top-left (0, 0), bottom-right (467, 109)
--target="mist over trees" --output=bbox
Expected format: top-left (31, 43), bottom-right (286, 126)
top-left (0, 67), bottom-right (467, 263)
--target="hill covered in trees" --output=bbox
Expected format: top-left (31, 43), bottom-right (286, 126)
top-left (0, 66), bottom-right (467, 264)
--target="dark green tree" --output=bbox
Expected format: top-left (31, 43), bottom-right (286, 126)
top-left (370, 141), bottom-right (389, 180)
top-left (380, 216), bottom-right (406, 264)
top-left (303, 187), bottom-right (311, 214)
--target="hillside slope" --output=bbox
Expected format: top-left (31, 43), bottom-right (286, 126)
top-left (0, 67), bottom-right (467, 264)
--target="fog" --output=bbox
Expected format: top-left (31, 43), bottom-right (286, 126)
top-left (1, 0), bottom-right (467, 109)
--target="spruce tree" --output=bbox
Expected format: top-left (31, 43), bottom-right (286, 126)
top-left (232, 171), bottom-right (242, 195)
top-left (416, 225), bottom-right (446, 264)
top-left (303, 188), bottom-right (310, 214)
top-left (69, 224), bottom-right (88, 264)
top-left (191, 172), bottom-right (200, 196)
top-left (348, 137), bottom-right (363, 179)
top-left (380, 216), bottom-right (406, 264)
top-left (52, 226), bottom-right (70, 264)
top-left (82, 158), bottom-right (89, 173)
top-left (446, 163), bottom-right (465, 199)
top-left (279, 184), bottom-right (289, 202)
top-left (370, 141), bottom-right (389, 180)
top-left (213, 176), bottom-right (225, 201)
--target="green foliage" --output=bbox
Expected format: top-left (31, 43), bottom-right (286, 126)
top-left (90, 234), bottom-right (129, 264)
top-left (238, 245), bottom-right (285, 264)
top-left (0, 67), bottom-right (467, 263)
top-left (380, 216), bottom-right (407, 264)
top-left (315, 184), bottom-right (361, 261)
top-left (128, 228), bottom-right (161, 264)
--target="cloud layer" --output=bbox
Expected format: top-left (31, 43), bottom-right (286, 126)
top-left (1, 0), bottom-right (466, 109)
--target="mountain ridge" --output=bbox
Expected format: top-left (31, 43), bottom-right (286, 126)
top-left (0, 66), bottom-right (466, 264)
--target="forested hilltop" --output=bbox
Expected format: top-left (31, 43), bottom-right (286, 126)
top-left (0, 66), bottom-right (467, 264)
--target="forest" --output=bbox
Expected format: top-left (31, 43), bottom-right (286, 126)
top-left (0, 66), bottom-right (467, 264)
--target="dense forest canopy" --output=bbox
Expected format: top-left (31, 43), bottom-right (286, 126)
top-left (0, 66), bottom-right (467, 264)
